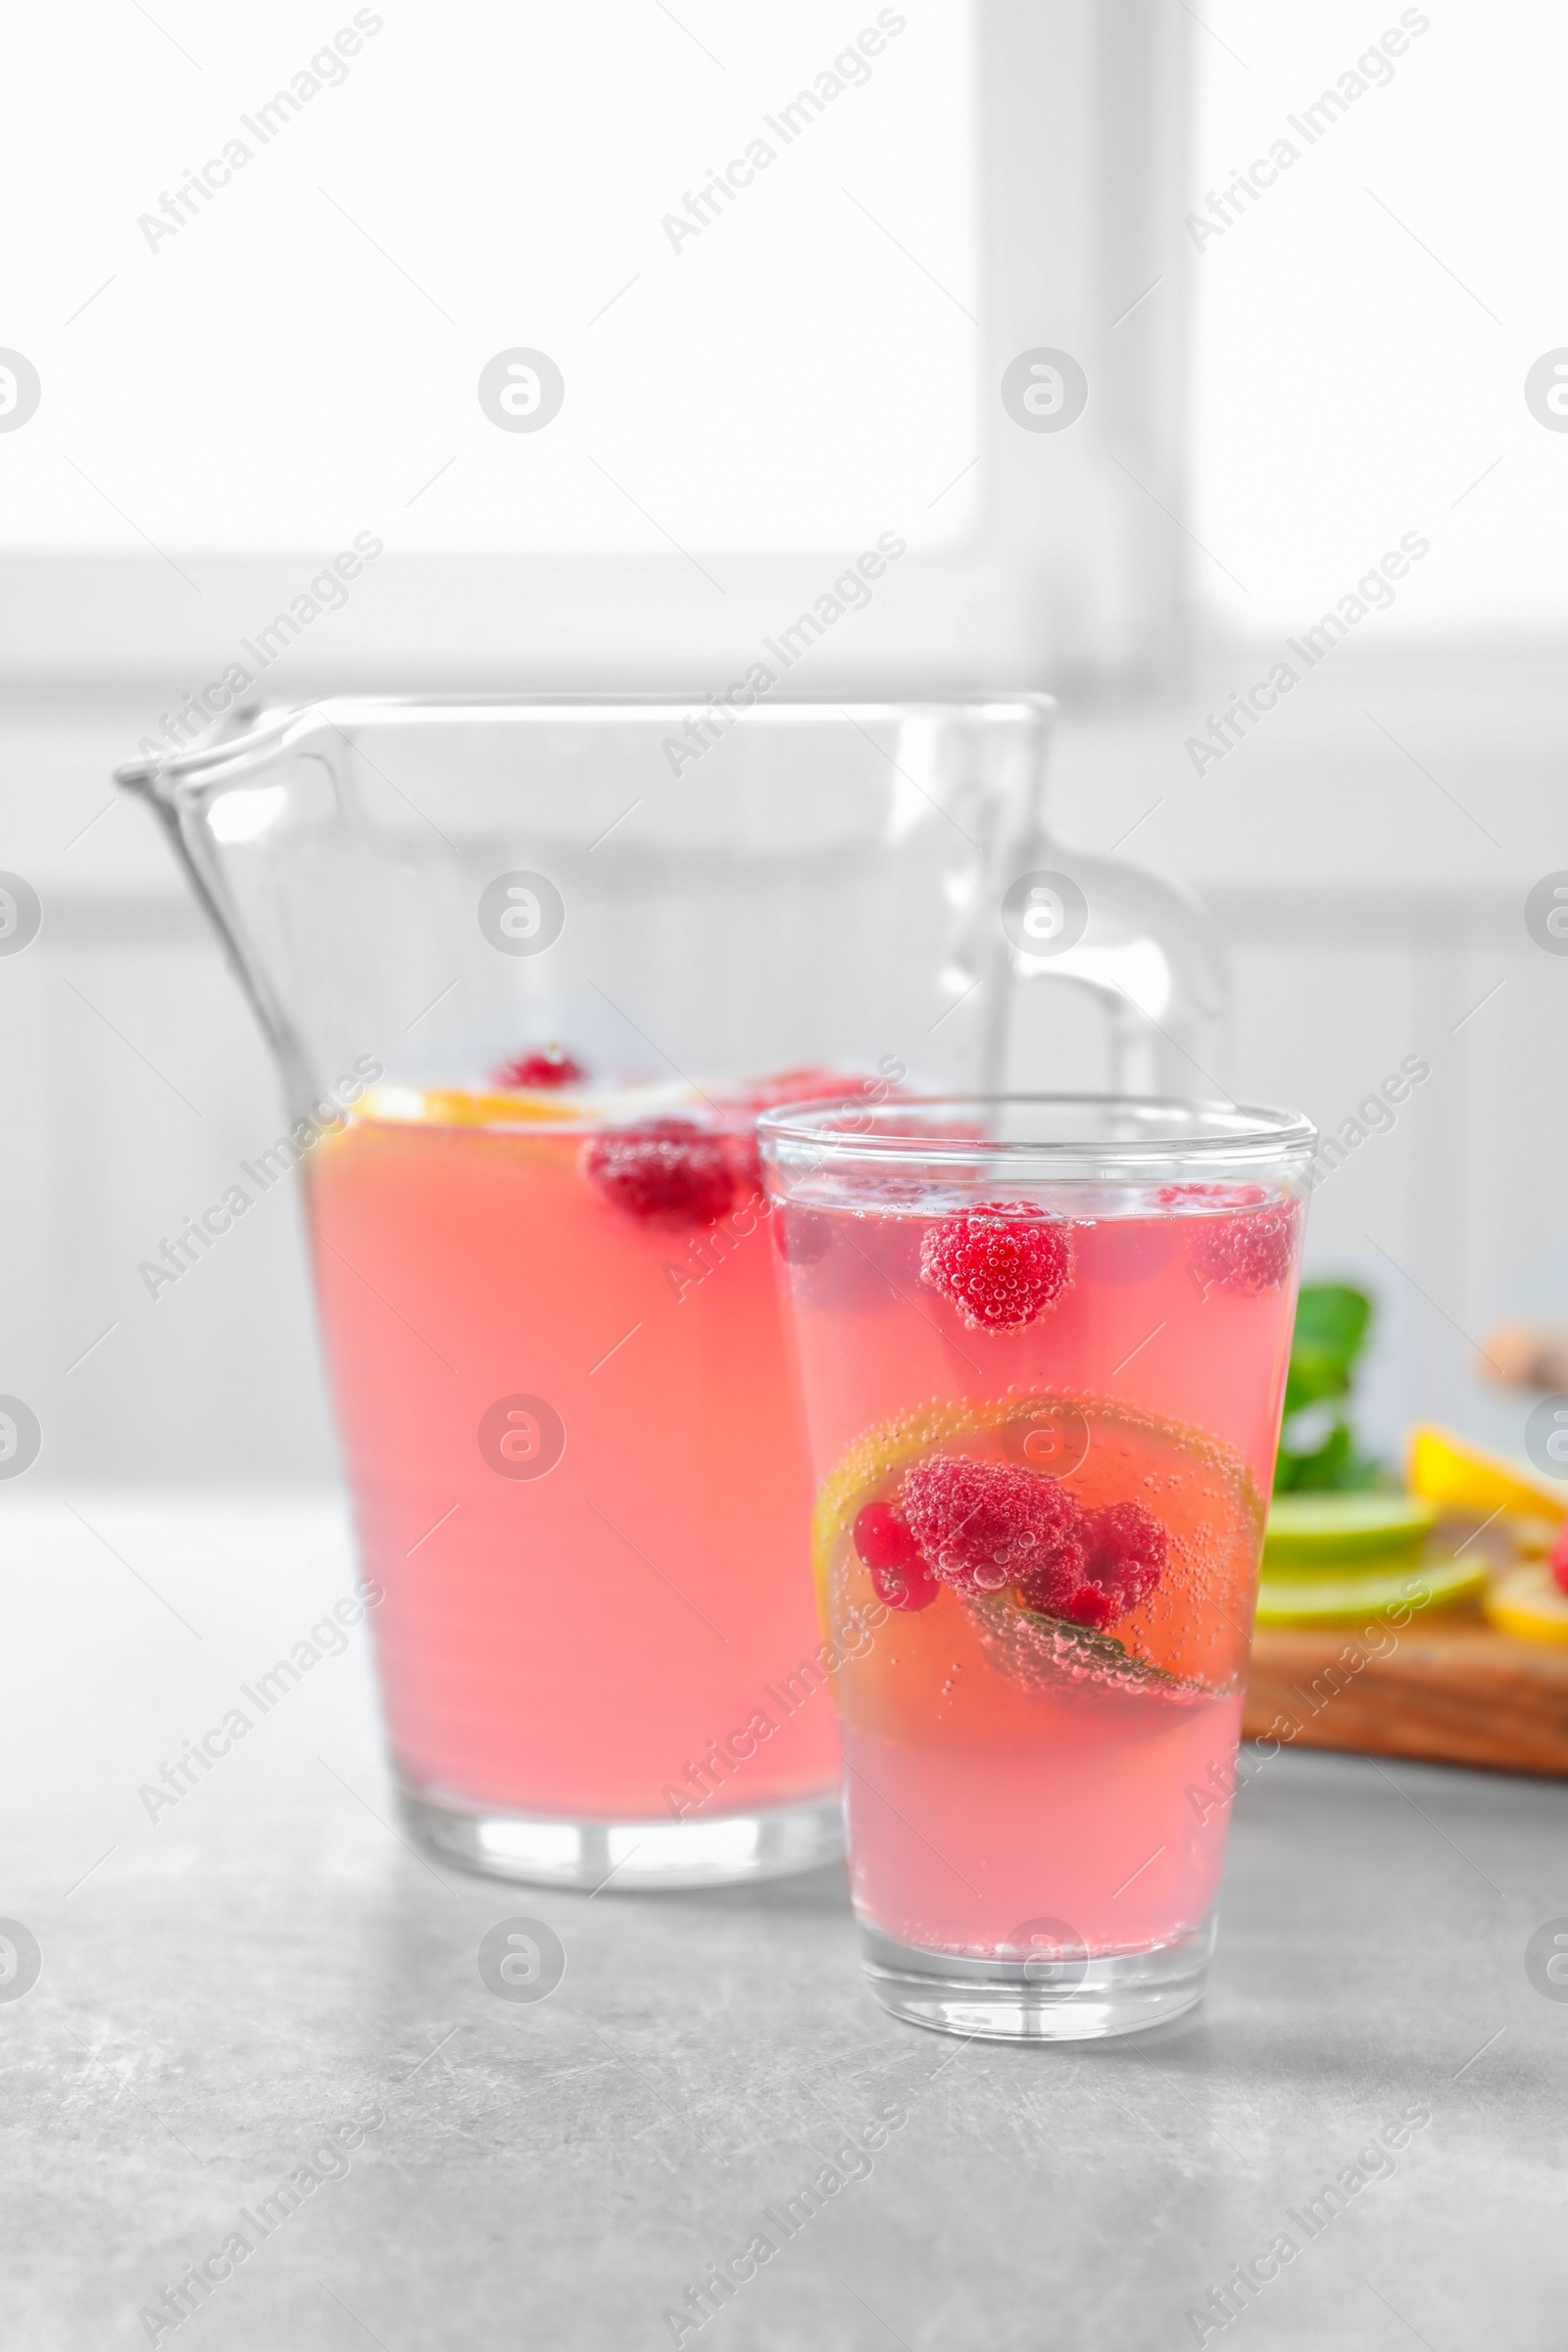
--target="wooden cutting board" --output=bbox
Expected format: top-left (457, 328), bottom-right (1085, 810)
top-left (1243, 1607), bottom-right (1568, 1778)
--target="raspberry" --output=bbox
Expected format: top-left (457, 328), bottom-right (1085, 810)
top-left (497, 1046), bottom-right (584, 1088)
top-left (854, 1503), bottom-right (939, 1612)
top-left (1055, 1583), bottom-right (1120, 1632)
top-left (1080, 1500), bottom-right (1166, 1615)
top-left (1154, 1183), bottom-right (1265, 1210)
top-left (870, 1555), bottom-right (941, 1611)
top-left (581, 1118), bottom-right (735, 1228)
top-left (1550, 1521), bottom-right (1568, 1598)
top-left (1014, 1551), bottom-right (1095, 1617)
top-left (900, 1454), bottom-right (1084, 1598)
top-left (919, 1200), bottom-right (1072, 1332)
top-left (1019, 1500), bottom-right (1166, 1629)
top-left (855, 1500), bottom-right (920, 1568)
top-left (1191, 1201), bottom-right (1299, 1296)
top-left (895, 1455), bottom-right (1170, 1633)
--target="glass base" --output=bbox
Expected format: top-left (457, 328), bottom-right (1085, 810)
top-left (400, 1786), bottom-right (843, 1890)
top-left (859, 1912), bottom-right (1217, 2041)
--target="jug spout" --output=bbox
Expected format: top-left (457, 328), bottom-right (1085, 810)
top-left (115, 704), bottom-right (316, 1102)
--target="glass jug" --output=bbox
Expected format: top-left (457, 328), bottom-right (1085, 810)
top-left (116, 696), bottom-right (1225, 1888)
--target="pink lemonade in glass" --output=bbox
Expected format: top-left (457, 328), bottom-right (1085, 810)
top-left (306, 1059), bottom-right (871, 1885)
top-left (761, 1097), bottom-right (1314, 2037)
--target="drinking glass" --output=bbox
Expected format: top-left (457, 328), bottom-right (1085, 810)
top-left (760, 1094), bottom-right (1315, 2036)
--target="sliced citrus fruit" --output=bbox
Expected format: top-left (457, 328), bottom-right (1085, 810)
top-left (1263, 1492), bottom-right (1436, 1566)
top-left (812, 1390), bottom-right (1265, 1702)
top-left (1483, 1562), bottom-right (1568, 1645)
top-left (358, 1080), bottom-right (697, 1130)
top-left (360, 1083), bottom-right (565, 1127)
top-left (1405, 1424), bottom-right (1567, 1524)
top-left (1255, 1548), bottom-right (1486, 1625)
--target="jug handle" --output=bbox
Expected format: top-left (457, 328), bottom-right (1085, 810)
top-left (993, 851), bottom-right (1231, 1102)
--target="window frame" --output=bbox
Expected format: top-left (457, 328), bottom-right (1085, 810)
top-left (0, 1), bottom-right (1193, 701)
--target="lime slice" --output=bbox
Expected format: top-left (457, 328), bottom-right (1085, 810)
top-left (811, 1390), bottom-right (1263, 1602)
top-left (1484, 1563), bottom-right (1568, 1646)
top-left (1264, 1492), bottom-right (1437, 1566)
top-left (1255, 1548), bottom-right (1484, 1625)
top-left (813, 1389), bottom-right (1264, 1696)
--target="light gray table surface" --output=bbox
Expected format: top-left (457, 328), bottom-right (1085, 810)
top-left (5, 1494), bottom-right (1565, 2351)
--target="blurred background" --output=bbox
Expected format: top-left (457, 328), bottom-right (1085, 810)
top-left (2, 0), bottom-right (1564, 1487)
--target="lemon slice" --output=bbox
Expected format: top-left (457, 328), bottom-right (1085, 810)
top-left (1255, 1548), bottom-right (1486, 1625)
top-left (1405, 1424), bottom-right (1567, 1524)
top-left (1263, 1493), bottom-right (1437, 1565)
top-left (357, 1080), bottom-right (696, 1129)
top-left (1484, 1562), bottom-right (1568, 1645)
top-left (390, 1086), bottom-right (569, 1126)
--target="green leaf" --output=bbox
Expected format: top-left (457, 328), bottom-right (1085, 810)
top-left (1276, 1415), bottom-right (1348, 1489)
top-left (1284, 1350), bottom-right (1348, 1415)
top-left (1293, 1283), bottom-right (1372, 1361)
top-left (1010, 1603), bottom-right (1190, 1689)
top-left (1282, 1286), bottom-right (1371, 1414)
top-left (1275, 1285), bottom-right (1382, 1494)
